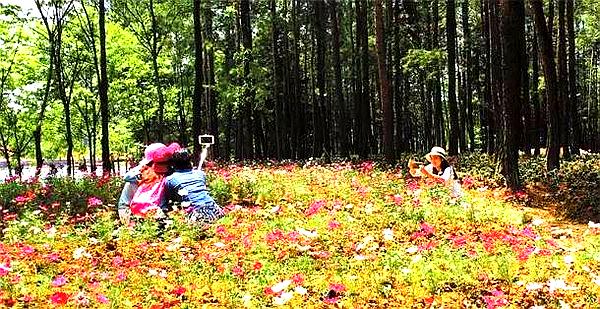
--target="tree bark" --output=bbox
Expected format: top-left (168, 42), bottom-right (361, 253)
top-left (375, 0), bottom-right (394, 162)
top-left (330, 0), bottom-right (349, 158)
top-left (499, 0), bottom-right (525, 189)
top-left (557, 0), bottom-right (570, 158)
top-left (566, 0), bottom-right (580, 155)
top-left (530, 0), bottom-right (561, 170)
top-left (99, 0), bottom-right (110, 175)
top-left (531, 26), bottom-right (542, 156)
top-left (193, 0), bottom-right (204, 161)
top-left (446, 0), bottom-right (459, 154)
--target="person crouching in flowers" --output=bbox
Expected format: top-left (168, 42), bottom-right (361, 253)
top-left (117, 143), bottom-right (179, 224)
top-left (411, 146), bottom-right (462, 197)
top-left (165, 148), bottom-right (224, 225)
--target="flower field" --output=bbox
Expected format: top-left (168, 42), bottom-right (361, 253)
top-left (1, 160), bottom-right (600, 308)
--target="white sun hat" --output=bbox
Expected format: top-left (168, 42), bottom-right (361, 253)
top-left (425, 146), bottom-right (447, 162)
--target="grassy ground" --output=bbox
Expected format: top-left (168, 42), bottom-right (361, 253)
top-left (0, 157), bottom-right (599, 308)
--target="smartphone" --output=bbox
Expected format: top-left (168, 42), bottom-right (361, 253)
top-left (199, 135), bottom-right (214, 145)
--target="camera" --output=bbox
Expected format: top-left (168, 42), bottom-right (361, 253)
top-left (199, 135), bottom-right (214, 145)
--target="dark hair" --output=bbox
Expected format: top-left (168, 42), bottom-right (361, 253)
top-left (432, 158), bottom-right (458, 179)
top-left (171, 149), bottom-right (193, 170)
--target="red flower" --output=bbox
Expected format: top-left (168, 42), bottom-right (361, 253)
top-left (170, 286), bottom-right (186, 297)
top-left (292, 273), bottom-right (305, 285)
top-left (50, 292), bottom-right (70, 305)
top-left (253, 261), bottom-right (263, 271)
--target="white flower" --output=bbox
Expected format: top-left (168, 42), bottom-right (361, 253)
top-left (382, 228), bottom-right (394, 241)
top-left (0, 263), bottom-right (11, 272)
top-left (45, 227), bottom-right (57, 238)
top-left (297, 228), bottom-right (318, 238)
top-left (364, 203), bottom-right (374, 214)
top-left (73, 247), bottom-right (91, 259)
top-left (547, 279), bottom-right (578, 293)
top-left (564, 255), bottom-right (575, 265)
top-left (271, 280), bottom-right (292, 293)
top-left (159, 269), bottom-right (168, 278)
top-left (532, 219), bottom-right (545, 226)
top-left (181, 201), bottom-right (191, 208)
top-left (354, 255), bottom-right (367, 261)
top-left (345, 204), bottom-right (354, 209)
top-left (406, 246), bottom-right (418, 254)
top-left (582, 265), bottom-right (591, 272)
top-left (273, 291), bottom-right (294, 306)
top-left (214, 242), bottom-right (226, 248)
top-left (530, 306), bottom-right (546, 309)
top-left (241, 294), bottom-right (253, 307)
top-left (270, 206), bottom-right (280, 213)
top-left (401, 268), bottom-right (411, 274)
top-left (588, 221), bottom-right (600, 229)
top-left (296, 245), bottom-right (311, 251)
top-left (411, 254), bottom-right (422, 263)
top-left (559, 300), bottom-right (571, 309)
top-left (525, 282), bottom-right (543, 291)
top-left (148, 269), bottom-right (158, 276)
top-left (294, 286), bottom-right (307, 295)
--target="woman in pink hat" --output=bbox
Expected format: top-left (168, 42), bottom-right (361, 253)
top-left (117, 143), bottom-right (180, 224)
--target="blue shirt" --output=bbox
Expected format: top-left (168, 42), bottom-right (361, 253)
top-left (165, 169), bottom-right (215, 206)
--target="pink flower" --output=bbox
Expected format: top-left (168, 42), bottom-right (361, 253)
top-left (329, 283), bottom-right (346, 293)
top-left (521, 227), bottom-right (539, 240)
top-left (305, 200), bottom-right (326, 217)
top-left (392, 194), bottom-right (403, 205)
top-left (10, 275), bottom-right (21, 284)
top-left (45, 252), bottom-right (61, 262)
top-left (19, 295), bottom-right (32, 302)
top-left (328, 220), bottom-right (341, 230)
top-left (20, 245), bottom-right (35, 255)
top-left (96, 294), bottom-right (109, 304)
top-left (50, 292), bottom-right (70, 305)
top-left (115, 271), bottom-right (127, 282)
top-left (52, 275), bottom-right (67, 287)
top-left (111, 256), bottom-right (123, 267)
top-left (407, 180), bottom-right (420, 191)
top-left (232, 265), bottom-right (244, 277)
top-left (0, 263), bottom-right (11, 276)
top-left (517, 246), bottom-right (535, 262)
top-left (482, 289), bottom-right (508, 309)
top-left (324, 296), bottom-right (340, 304)
top-left (87, 197), bottom-right (103, 207)
top-left (292, 273), bottom-right (305, 285)
top-left (266, 229), bottom-right (285, 245)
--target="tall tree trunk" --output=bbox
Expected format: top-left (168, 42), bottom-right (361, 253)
top-left (312, 0), bottom-right (326, 157)
top-left (490, 0), bottom-right (503, 153)
top-left (532, 27), bottom-right (542, 156)
top-left (499, 0), bottom-right (525, 189)
top-left (99, 0), bottom-right (110, 175)
top-left (566, 0), bottom-right (580, 155)
top-left (446, 0), bottom-right (459, 154)
top-left (375, 0), bottom-right (393, 162)
top-left (331, 0), bottom-right (349, 157)
top-left (204, 4), bottom-right (219, 159)
top-left (149, 0), bottom-right (165, 141)
top-left (557, 0), bottom-right (570, 158)
top-left (433, 0), bottom-right (444, 147)
top-left (239, 0), bottom-right (254, 159)
top-left (530, 0), bottom-right (561, 170)
top-left (481, 0), bottom-right (491, 152)
top-left (192, 0), bottom-right (204, 161)
top-left (356, 0), bottom-right (371, 158)
top-left (462, 0), bottom-right (474, 151)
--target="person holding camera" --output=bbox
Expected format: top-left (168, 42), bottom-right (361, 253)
top-left (164, 144), bottom-right (224, 225)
